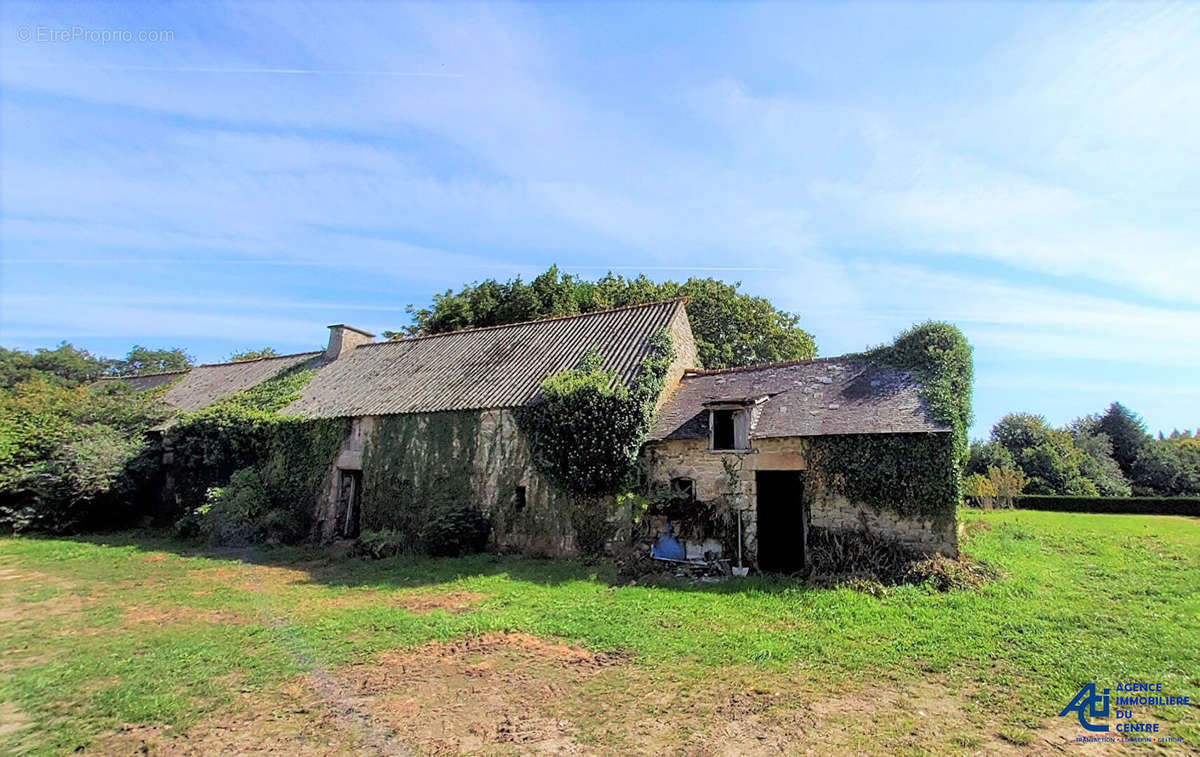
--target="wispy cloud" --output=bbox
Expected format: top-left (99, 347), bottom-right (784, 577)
top-left (0, 0), bottom-right (1197, 434)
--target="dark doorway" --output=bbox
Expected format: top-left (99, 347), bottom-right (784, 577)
top-left (755, 470), bottom-right (806, 573)
top-left (336, 469), bottom-right (362, 538)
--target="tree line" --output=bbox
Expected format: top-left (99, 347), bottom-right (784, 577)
top-left (967, 403), bottom-right (1200, 500)
top-left (389, 265), bottom-right (818, 370)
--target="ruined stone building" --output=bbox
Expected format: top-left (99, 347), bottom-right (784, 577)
top-left (121, 299), bottom-right (957, 568)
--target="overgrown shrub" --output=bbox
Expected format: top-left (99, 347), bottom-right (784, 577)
top-left (165, 364), bottom-right (319, 511)
top-left (519, 333), bottom-right (671, 497)
top-left (0, 378), bottom-right (171, 533)
top-left (422, 502), bottom-right (492, 557)
top-left (354, 529), bottom-right (408, 559)
top-left (193, 468), bottom-right (274, 545)
top-left (807, 526), bottom-right (994, 592)
top-left (164, 362), bottom-right (348, 544)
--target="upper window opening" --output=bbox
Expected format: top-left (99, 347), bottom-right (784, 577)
top-left (712, 409), bottom-right (737, 450)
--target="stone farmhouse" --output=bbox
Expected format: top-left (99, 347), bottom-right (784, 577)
top-left (117, 299), bottom-right (957, 568)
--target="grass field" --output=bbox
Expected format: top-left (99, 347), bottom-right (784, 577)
top-left (1, 509), bottom-right (1197, 755)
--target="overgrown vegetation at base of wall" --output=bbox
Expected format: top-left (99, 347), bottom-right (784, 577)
top-left (0, 378), bottom-right (174, 533)
top-left (167, 363), bottom-right (349, 543)
top-left (359, 410), bottom-right (493, 555)
top-left (1014, 495), bottom-right (1200, 516)
top-left (807, 526), bottom-right (996, 593)
top-left (807, 323), bottom-right (973, 531)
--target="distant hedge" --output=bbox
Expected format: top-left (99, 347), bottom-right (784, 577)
top-left (1014, 495), bottom-right (1200, 516)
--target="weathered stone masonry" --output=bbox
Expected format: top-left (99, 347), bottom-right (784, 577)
top-left (642, 435), bottom-right (958, 561)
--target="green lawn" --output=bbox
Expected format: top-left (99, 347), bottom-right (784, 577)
top-left (1, 509), bottom-right (1197, 755)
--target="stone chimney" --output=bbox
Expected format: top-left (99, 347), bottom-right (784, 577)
top-left (325, 324), bottom-right (375, 360)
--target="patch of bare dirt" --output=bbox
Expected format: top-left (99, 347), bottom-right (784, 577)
top-left (83, 683), bottom-right (392, 757)
top-left (328, 632), bottom-right (625, 754)
top-left (67, 636), bottom-right (1186, 756)
top-left (195, 564), bottom-right (312, 591)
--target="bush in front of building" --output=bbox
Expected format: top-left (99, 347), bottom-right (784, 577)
top-left (0, 377), bottom-right (171, 534)
top-left (422, 502), bottom-right (492, 557)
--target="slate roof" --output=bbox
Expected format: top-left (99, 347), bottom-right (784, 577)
top-left (101, 351), bottom-right (322, 413)
top-left (648, 357), bottom-right (948, 441)
top-left (281, 299), bottom-right (687, 419)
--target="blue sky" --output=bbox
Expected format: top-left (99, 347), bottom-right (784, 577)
top-left (1, 1), bottom-right (1197, 440)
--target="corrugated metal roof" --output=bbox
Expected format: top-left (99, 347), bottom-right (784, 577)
top-left (120, 352), bottom-right (322, 412)
top-left (281, 299), bottom-right (687, 419)
top-left (648, 357), bottom-right (949, 441)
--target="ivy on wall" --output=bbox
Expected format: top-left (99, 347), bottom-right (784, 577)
top-left (518, 330), bottom-right (673, 497)
top-left (360, 410), bottom-right (489, 552)
top-left (167, 362), bottom-right (348, 542)
top-left (808, 323), bottom-right (973, 530)
top-left (515, 331), bottom-right (674, 554)
top-left (807, 433), bottom-right (959, 528)
top-left (866, 321), bottom-right (974, 467)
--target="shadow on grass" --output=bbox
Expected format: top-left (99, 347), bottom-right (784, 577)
top-left (23, 530), bottom-right (819, 597)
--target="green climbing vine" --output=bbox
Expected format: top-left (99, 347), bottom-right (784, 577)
top-left (516, 330), bottom-right (674, 554)
top-left (807, 322), bottom-right (973, 530)
top-left (518, 330), bottom-right (673, 497)
top-left (168, 361), bottom-right (349, 542)
top-left (360, 410), bottom-right (488, 553)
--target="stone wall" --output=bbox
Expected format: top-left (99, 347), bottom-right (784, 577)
top-left (661, 305), bottom-right (700, 403)
top-left (641, 435), bottom-right (958, 562)
top-left (317, 409), bottom-right (581, 555)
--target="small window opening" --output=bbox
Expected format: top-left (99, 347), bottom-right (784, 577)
top-left (670, 477), bottom-right (695, 503)
top-left (712, 409), bottom-right (736, 450)
top-left (515, 485), bottom-right (527, 512)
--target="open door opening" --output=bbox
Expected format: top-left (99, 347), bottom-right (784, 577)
top-left (755, 470), bottom-right (807, 573)
top-left (336, 469), bottom-right (362, 539)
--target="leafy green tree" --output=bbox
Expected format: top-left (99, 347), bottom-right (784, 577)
top-left (229, 347), bottom-right (279, 362)
top-left (963, 472), bottom-right (997, 508)
top-left (391, 266), bottom-right (817, 370)
top-left (1066, 417), bottom-right (1131, 497)
top-left (1131, 440), bottom-right (1200, 496)
top-left (987, 413), bottom-right (1096, 495)
top-left (0, 343), bottom-right (113, 388)
top-left (1072, 431), bottom-right (1132, 496)
top-left (966, 440), bottom-right (1014, 477)
top-left (991, 413), bottom-right (1052, 455)
top-left (1097, 402), bottom-right (1150, 477)
top-left (987, 465), bottom-right (1028, 509)
top-left (110, 346), bottom-right (193, 376)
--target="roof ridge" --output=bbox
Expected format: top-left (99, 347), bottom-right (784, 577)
top-left (359, 297), bottom-right (688, 346)
top-left (683, 355), bottom-right (856, 377)
top-left (196, 350), bottom-right (322, 368)
top-left (98, 368), bottom-right (190, 380)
